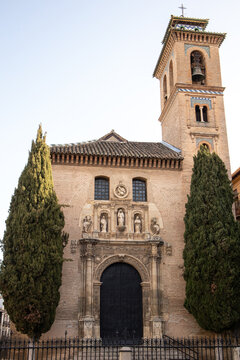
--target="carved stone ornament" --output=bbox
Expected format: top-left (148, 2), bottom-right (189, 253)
top-left (166, 243), bottom-right (172, 256)
top-left (114, 182), bottom-right (128, 198)
top-left (150, 218), bottom-right (160, 235)
top-left (82, 215), bottom-right (92, 233)
top-left (70, 240), bottom-right (78, 253)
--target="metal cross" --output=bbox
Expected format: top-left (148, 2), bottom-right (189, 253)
top-left (179, 3), bottom-right (186, 17)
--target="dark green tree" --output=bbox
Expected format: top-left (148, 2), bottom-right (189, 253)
top-left (0, 125), bottom-right (68, 339)
top-left (183, 146), bottom-right (240, 332)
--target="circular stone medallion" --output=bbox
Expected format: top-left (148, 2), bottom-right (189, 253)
top-left (114, 183), bottom-right (128, 198)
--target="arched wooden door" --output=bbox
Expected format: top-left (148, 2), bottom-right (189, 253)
top-left (100, 262), bottom-right (143, 340)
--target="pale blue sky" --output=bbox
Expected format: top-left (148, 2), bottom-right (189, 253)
top-left (1, 0), bottom-right (240, 245)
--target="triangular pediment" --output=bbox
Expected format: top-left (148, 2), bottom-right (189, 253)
top-left (98, 130), bottom-right (128, 143)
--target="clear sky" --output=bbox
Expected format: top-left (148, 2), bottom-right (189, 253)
top-left (0, 0), bottom-right (240, 245)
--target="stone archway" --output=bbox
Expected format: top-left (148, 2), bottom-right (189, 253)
top-left (93, 255), bottom-right (151, 338)
top-left (100, 262), bottom-right (143, 340)
top-left (94, 254), bottom-right (150, 282)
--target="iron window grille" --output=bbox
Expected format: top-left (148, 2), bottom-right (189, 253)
top-left (132, 179), bottom-right (147, 202)
top-left (95, 177), bottom-right (109, 200)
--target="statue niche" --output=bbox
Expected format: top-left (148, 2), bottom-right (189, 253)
top-left (100, 213), bottom-right (108, 233)
top-left (134, 214), bottom-right (142, 234)
top-left (117, 208), bottom-right (125, 232)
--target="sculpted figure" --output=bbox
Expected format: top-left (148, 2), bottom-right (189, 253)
top-left (117, 208), bottom-right (125, 227)
top-left (134, 215), bottom-right (142, 233)
top-left (82, 215), bottom-right (92, 233)
top-left (100, 214), bottom-right (108, 233)
top-left (151, 217), bottom-right (160, 235)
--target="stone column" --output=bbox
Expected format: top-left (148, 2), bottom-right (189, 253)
top-left (85, 246), bottom-right (93, 316)
top-left (200, 105), bottom-right (204, 122)
top-left (79, 239), bottom-right (97, 338)
top-left (150, 239), bottom-right (163, 337)
top-left (150, 241), bottom-right (159, 317)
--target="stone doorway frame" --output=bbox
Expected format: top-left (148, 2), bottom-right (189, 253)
top-left (93, 254), bottom-right (151, 338)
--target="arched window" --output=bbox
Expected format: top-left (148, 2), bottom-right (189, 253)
top-left (195, 105), bottom-right (201, 122)
top-left (198, 142), bottom-right (211, 152)
top-left (191, 51), bottom-right (205, 85)
top-left (133, 178), bottom-right (147, 202)
top-left (169, 61), bottom-right (174, 91)
top-left (203, 106), bottom-right (208, 122)
top-left (163, 75), bottom-right (167, 103)
top-left (202, 143), bottom-right (210, 151)
top-left (95, 177), bottom-right (109, 200)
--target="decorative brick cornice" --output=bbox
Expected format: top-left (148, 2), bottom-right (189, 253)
top-left (51, 152), bottom-right (183, 170)
top-left (153, 30), bottom-right (226, 79)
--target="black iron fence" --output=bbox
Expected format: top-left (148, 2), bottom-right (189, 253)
top-left (0, 335), bottom-right (240, 359)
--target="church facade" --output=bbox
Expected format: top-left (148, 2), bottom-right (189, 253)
top-left (47, 16), bottom-right (230, 339)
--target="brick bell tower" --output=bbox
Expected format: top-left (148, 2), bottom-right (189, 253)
top-left (153, 16), bottom-right (231, 178)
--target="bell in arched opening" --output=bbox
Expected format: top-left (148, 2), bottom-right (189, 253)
top-left (191, 51), bottom-right (205, 83)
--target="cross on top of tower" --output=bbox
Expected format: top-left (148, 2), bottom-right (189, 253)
top-left (179, 3), bottom-right (187, 17)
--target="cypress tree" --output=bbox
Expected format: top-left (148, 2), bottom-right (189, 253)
top-left (0, 125), bottom-right (68, 339)
top-left (183, 146), bottom-right (240, 332)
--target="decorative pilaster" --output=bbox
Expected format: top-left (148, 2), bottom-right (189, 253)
top-left (79, 238), bottom-right (98, 338)
top-left (150, 239), bottom-right (164, 337)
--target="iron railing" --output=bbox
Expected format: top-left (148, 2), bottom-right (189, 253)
top-left (0, 335), bottom-right (240, 359)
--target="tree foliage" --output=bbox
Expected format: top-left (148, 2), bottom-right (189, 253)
top-left (0, 125), bottom-right (68, 339)
top-left (183, 146), bottom-right (240, 332)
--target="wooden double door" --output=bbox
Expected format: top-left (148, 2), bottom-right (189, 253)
top-left (100, 262), bottom-right (143, 340)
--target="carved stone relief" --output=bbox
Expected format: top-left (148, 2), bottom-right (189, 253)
top-left (150, 217), bottom-right (160, 235)
top-left (82, 216), bottom-right (92, 233)
top-left (70, 240), bottom-right (78, 253)
top-left (114, 182), bottom-right (128, 199)
top-left (94, 254), bottom-right (150, 282)
top-left (166, 243), bottom-right (172, 256)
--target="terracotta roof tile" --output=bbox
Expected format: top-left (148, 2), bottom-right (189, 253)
top-left (50, 140), bottom-right (182, 160)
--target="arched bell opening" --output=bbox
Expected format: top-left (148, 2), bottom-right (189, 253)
top-left (191, 50), bottom-right (206, 85)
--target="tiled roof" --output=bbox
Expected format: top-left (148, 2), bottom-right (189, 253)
top-left (50, 140), bottom-right (182, 160)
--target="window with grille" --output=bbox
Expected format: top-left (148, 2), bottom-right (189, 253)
top-left (132, 179), bottom-right (147, 202)
top-left (95, 177), bottom-right (109, 200)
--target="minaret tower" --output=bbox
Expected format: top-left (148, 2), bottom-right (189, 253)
top-left (153, 15), bottom-right (231, 175)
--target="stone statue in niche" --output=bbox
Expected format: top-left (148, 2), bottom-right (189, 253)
top-left (82, 216), bottom-right (92, 233)
top-left (117, 208), bottom-right (125, 231)
top-left (100, 214), bottom-right (108, 233)
top-left (150, 217), bottom-right (160, 235)
top-left (134, 214), bottom-right (142, 233)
